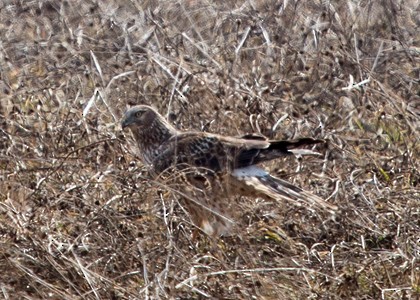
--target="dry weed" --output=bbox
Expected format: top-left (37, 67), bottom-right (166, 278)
top-left (0, 0), bottom-right (418, 299)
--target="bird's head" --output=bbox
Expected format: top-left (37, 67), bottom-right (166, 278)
top-left (121, 105), bottom-right (159, 130)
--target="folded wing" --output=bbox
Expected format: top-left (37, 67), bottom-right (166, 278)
top-left (153, 132), bottom-right (323, 172)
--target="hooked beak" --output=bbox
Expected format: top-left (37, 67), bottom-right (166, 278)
top-left (121, 114), bottom-right (132, 129)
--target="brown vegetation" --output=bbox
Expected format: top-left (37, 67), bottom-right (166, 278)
top-left (0, 0), bottom-right (419, 299)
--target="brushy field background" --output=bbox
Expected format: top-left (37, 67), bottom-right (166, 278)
top-left (0, 0), bottom-right (418, 299)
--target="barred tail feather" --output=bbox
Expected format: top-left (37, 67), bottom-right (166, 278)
top-left (259, 175), bottom-right (337, 213)
top-left (233, 166), bottom-right (337, 213)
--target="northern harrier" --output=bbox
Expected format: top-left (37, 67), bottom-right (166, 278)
top-left (121, 105), bottom-right (336, 236)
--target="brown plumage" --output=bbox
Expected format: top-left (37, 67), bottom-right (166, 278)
top-left (121, 105), bottom-right (337, 236)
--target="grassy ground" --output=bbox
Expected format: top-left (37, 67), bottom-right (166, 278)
top-left (0, 0), bottom-right (419, 299)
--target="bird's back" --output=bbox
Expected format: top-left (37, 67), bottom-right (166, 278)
top-left (152, 131), bottom-right (322, 174)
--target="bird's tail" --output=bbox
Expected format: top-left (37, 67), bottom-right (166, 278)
top-left (233, 166), bottom-right (337, 213)
top-left (260, 175), bottom-right (337, 213)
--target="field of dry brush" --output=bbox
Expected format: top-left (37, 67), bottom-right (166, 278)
top-left (1, 0), bottom-right (419, 299)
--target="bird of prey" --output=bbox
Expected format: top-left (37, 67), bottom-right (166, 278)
top-left (121, 105), bottom-right (337, 236)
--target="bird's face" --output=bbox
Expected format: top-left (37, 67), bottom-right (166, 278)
top-left (121, 105), bottom-right (157, 130)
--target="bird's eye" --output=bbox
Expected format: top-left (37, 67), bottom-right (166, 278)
top-left (135, 111), bottom-right (143, 118)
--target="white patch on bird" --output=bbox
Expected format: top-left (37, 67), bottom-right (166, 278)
top-left (232, 166), bottom-right (268, 178)
top-left (289, 149), bottom-right (321, 156)
top-left (201, 220), bottom-right (214, 236)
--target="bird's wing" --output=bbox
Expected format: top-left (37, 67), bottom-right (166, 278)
top-left (152, 132), bottom-right (271, 174)
top-left (153, 132), bottom-right (323, 173)
top-left (219, 135), bottom-right (324, 168)
top-left (152, 132), bottom-right (228, 174)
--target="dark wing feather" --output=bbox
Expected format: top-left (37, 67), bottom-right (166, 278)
top-left (152, 132), bottom-right (323, 174)
top-left (232, 136), bottom-right (324, 168)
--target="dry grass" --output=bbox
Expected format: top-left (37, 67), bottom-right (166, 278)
top-left (0, 0), bottom-right (419, 299)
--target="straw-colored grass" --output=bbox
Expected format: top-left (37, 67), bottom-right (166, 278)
top-left (1, 0), bottom-right (418, 299)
